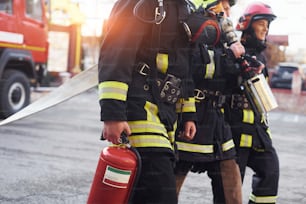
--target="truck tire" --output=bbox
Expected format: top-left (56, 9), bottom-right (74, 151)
top-left (0, 70), bottom-right (31, 118)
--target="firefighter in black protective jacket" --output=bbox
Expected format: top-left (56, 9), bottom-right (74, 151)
top-left (174, 0), bottom-right (245, 203)
top-left (225, 2), bottom-right (280, 204)
top-left (98, 0), bottom-right (198, 203)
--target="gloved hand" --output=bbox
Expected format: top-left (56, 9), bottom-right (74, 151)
top-left (229, 41), bottom-right (245, 59)
top-left (243, 55), bottom-right (265, 74)
top-left (248, 55), bottom-right (264, 74)
top-left (237, 55), bottom-right (265, 80)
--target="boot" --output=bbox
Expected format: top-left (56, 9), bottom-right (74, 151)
top-left (220, 159), bottom-right (242, 204)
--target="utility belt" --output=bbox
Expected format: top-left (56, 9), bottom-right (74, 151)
top-left (194, 89), bottom-right (226, 108)
top-left (193, 89), bottom-right (252, 109)
top-left (135, 62), bottom-right (181, 104)
top-left (230, 94), bottom-right (251, 110)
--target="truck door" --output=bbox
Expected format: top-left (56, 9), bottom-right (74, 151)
top-left (0, 0), bottom-right (21, 44)
top-left (19, 0), bottom-right (48, 63)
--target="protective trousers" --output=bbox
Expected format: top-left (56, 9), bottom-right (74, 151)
top-left (132, 152), bottom-right (177, 204)
top-left (175, 160), bottom-right (242, 204)
top-left (237, 147), bottom-right (279, 204)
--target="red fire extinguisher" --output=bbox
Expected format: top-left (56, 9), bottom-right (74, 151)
top-left (87, 134), bottom-right (141, 204)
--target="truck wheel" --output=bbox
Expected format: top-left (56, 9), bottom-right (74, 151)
top-left (0, 70), bottom-right (31, 118)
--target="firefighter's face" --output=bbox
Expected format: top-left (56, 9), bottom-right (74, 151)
top-left (221, 0), bottom-right (231, 17)
top-left (252, 19), bottom-right (269, 41)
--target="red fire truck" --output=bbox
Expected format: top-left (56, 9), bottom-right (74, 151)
top-left (0, 0), bottom-right (48, 118)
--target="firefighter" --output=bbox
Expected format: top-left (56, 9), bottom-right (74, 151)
top-left (226, 2), bottom-right (280, 204)
top-left (174, 0), bottom-right (244, 203)
top-left (98, 0), bottom-right (197, 203)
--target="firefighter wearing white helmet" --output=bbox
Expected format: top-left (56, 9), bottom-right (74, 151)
top-left (174, 0), bottom-right (245, 203)
top-left (227, 2), bottom-right (279, 204)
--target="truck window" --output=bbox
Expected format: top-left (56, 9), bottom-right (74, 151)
top-left (0, 0), bottom-right (12, 14)
top-left (26, 0), bottom-right (43, 21)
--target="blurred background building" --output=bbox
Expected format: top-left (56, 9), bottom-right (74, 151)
top-left (46, 0), bottom-right (306, 84)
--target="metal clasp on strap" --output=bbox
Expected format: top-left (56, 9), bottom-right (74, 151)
top-left (214, 95), bottom-right (226, 108)
top-left (136, 63), bottom-right (150, 76)
top-left (194, 89), bottom-right (205, 100)
top-left (155, 0), bottom-right (166, 24)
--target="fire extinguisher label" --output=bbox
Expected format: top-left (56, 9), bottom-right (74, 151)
top-left (102, 165), bottom-right (132, 188)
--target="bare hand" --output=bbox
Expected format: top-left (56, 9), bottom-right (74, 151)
top-left (178, 121), bottom-right (196, 141)
top-left (102, 121), bottom-right (131, 144)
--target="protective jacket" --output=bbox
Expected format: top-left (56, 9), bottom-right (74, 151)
top-left (226, 46), bottom-right (279, 204)
top-left (226, 47), bottom-right (273, 150)
top-left (98, 0), bottom-right (196, 154)
top-left (174, 7), bottom-right (243, 204)
top-left (176, 40), bottom-right (238, 164)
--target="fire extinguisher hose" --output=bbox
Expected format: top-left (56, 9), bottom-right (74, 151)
top-left (127, 145), bottom-right (142, 204)
top-left (118, 132), bottom-right (142, 204)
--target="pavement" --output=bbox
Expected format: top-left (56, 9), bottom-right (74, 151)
top-left (0, 88), bottom-right (305, 203)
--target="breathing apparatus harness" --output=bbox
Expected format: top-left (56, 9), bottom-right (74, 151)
top-left (184, 6), bottom-right (271, 122)
top-left (133, 0), bottom-right (166, 24)
top-left (132, 0), bottom-right (192, 131)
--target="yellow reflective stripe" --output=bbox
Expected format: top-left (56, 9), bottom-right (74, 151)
top-left (260, 115), bottom-right (265, 123)
top-left (222, 139), bottom-right (235, 151)
top-left (176, 141), bottom-right (214, 153)
top-left (0, 42), bottom-right (46, 52)
top-left (128, 121), bottom-right (168, 136)
top-left (243, 109), bottom-right (255, 124)
top-left (266, 128), bottom-right (272, 139)
top-left (176, 99), bottom-right (184, 112)
top-left (240, 134), bottom-right (252, 147)
top-left (204, 50), bottom-right (215, 79)
top-left (168, 121), bottom-right (177, 144)
top-left (99, 81), bottom-right (128, 101)
top-left (220, 108), bottom-right (224, 113)
top-left (144, 101), bottom-right (160, 123)
top-left (129, 135), bottom-right (172, 149)
top-left (177, 139), bottom-right (234, 153)
top-left (168, 130), bottom-right (175, 143)
top-left (249, 193), bottom-right (277, 203)
top-left (156, 53), bottom-right (168, 74)
top-left (168, 122), bottom-right (176, 144)
top-left (183, 97), bottom-right (196, 112)
top-left (176, 97), bottom-right (196, 112)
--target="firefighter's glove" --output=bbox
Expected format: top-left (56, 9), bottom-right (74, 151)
top-left (229, 41), bottom-right (245, 59)
top-left (244, 55), bottom-right (264, 74)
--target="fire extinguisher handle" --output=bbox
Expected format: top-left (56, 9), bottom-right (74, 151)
top-left (100, 132), bottom-right (129, 143)
top-left (119, 132), bottom-right (130, 144)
